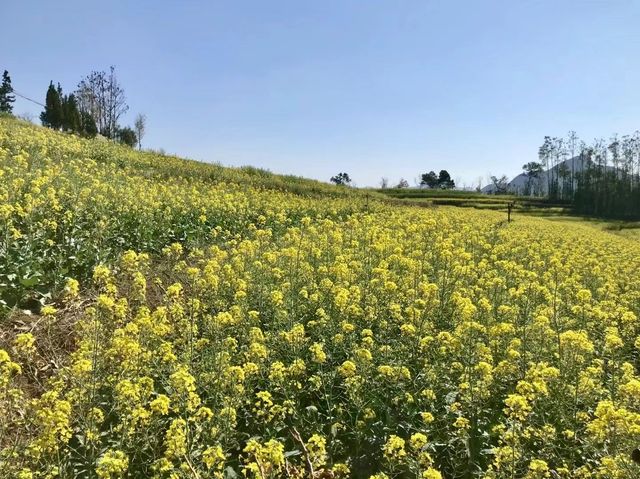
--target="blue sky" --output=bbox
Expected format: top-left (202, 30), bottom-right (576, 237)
top-left (4, 1), bottom-right (640, 187)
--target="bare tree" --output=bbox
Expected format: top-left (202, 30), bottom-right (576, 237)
top-left (490, 175), bottom-right (509, 194)
top-left (395, 178), bottom-right (409, 188)
top-left (379, 177), bottom-right (389, 189)
top-left (522, 162), bottom-right (543, 196)
top-left (551, 137), bottom-right (565, 200)
top-left (567, 130), bottom-right (578, 194)
top-left (76, 66), bottom-right (128, 139)
top-left (134, 113), bottom-right (146, 149)
top-left (538, 137), bottom-right (552, 196)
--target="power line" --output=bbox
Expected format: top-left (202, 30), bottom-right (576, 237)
top-left (12, 89), bottom-right (45, 108)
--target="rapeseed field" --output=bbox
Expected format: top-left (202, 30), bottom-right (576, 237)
top-left (1, 118), bottom-right (639, 478)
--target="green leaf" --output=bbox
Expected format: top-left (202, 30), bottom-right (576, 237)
top-left (224, 466), bottom-right (238, 479)
top-left (19, 276), bottom-right (40, 287)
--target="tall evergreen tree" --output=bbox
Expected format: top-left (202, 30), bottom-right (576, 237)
top-left (40, 82), bottom-right (63, 129)
top-left (62, 93), bottom-right (81, 132)
top-left (0, 70), bottom-right (15, 113)
top-left (56, 83), bottom-right (65, 127)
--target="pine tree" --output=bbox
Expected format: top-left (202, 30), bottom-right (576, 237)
top-left (40, 82), bottom-right (63, 129)
top-left (56, 83), bottom-right (65, 128)
top-left (0, 70), bottom-right (16, 113)
top-left (62, 94), bottom-right (81, 132)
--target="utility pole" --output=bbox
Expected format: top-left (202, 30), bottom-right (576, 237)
top-left (507, 202), bottom-right (514, 223)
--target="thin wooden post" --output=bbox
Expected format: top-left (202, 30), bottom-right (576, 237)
top-left (507, 202), bottom-right (514, 222)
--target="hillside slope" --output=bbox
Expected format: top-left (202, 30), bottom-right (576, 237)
top-left (0, 117), bottom-right (373, 313)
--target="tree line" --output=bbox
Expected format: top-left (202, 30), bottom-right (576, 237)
top-left (0, 67), bottom-right (146, 149)
top-left (531, 131), bottom-right (640, 218)
top-left (40, 82), bottom-right (98, 136)
top-left (331, 169), bottom-right (456, 189)
top-left (571, 133), bottom-right (640, 218)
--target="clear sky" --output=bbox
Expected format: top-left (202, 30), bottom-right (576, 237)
top-left (4, 1), bottom-right (640, 187)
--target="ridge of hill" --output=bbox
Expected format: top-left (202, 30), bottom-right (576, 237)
top-left (0, 115), bottom-right (373, 199)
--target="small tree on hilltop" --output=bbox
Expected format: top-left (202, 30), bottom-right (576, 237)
top-left (420, 171), bottom-right (439, 188)
top-left (0, 70), bottom-right (16, 113)
top-left (134, 113), bottom-right (146, 149)
top-left (80, 111), bottom-right (97, 137)
top-left (330, 172), bottom-right (352, 186)
top-left (396, 178), bottom-right (409, 188)
top-left (117, 126), bottom-right (137, 148)
top-left (438, 170), bottom-right (455, 189)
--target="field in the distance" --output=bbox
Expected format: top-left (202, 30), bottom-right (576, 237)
top-left (1, 117), bottom-right (639, 479)
top-left (374, 187), bottom-right (571, 215)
